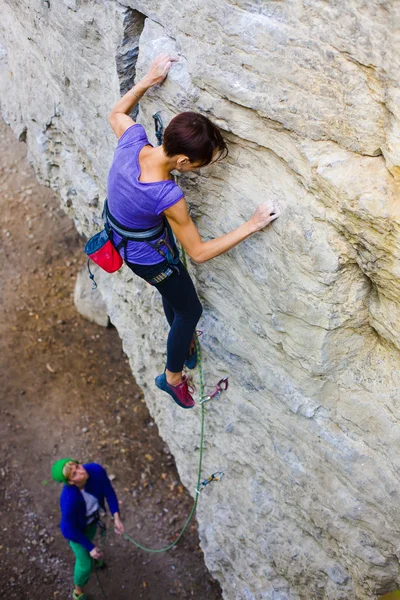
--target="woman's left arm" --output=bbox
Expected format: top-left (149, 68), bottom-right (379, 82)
top-left (109, 54), bottom-right (178, 139)
top-left (165, 198), bottom-right (279, 264)
top-left (99, 466), bottom-right (125, 534)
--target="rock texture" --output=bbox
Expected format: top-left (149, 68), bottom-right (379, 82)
top-left (74, 265), bottom-right (109, 327)
top-left (1, 1), bottom-right (400, 598)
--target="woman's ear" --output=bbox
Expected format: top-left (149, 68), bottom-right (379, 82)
top-left (176, 155), bottom-right (189, 171)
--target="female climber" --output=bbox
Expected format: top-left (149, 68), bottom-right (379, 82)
top-left (107, 54), bottom-right (280, 410)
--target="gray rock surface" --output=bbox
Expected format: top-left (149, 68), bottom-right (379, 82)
top-left (74, 265), bottom-right (109, 328)
top-left (1, 1), bottom-right (400, 598)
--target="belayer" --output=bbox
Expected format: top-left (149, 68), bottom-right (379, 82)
top-left (51, 458), bottom-right (124, 600)
top-left (106, 54), bottom-right (280, 409)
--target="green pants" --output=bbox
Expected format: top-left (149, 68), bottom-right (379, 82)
top-left (69, 522), bottom-right (97, 588)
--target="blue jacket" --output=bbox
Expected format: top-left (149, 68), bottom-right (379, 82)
top-left (59, 463), bottom-right (119, 552)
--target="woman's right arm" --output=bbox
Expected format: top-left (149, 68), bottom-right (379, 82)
top-left (108, 54), bottom-right (178, 139)
top-left (164, 198), bottom-right (280, 264)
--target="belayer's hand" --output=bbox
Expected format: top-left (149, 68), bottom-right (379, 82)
top-left (113, 513), bottom-right (125, 535)
top-left (145, 54), bottom-right (179, 86)
top-left (89, 546), bottom-right (103, 560)
top-left (249, 201), bottom-right (280, 232)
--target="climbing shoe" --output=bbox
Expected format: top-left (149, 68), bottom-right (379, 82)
top-left (155, 373), bottom-right (195, 409)
top-left (72, 591), bottom-right (87, 600)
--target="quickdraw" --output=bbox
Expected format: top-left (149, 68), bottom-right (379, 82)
top-left (199, 377), bottom-right (229, 405)
top-left (152, 112), bottom-right (164, 146)
top-left (196, 471), bottom-right (224, 495)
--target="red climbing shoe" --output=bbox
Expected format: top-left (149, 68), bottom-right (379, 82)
top-left (155, 373), bottom-right (195, 409)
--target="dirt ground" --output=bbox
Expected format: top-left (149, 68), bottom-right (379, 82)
top-left (0, 118), bottom-right (222, 600)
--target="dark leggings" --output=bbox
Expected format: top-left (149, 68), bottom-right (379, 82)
top-left (126, 259), bottom-right (203, 373)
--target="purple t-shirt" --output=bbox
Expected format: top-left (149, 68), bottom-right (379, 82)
top-left (107, 124), bottom-right (184, 265)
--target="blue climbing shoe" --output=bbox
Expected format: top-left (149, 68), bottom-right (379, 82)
top-left (155, 373), bottom-right (195, 409)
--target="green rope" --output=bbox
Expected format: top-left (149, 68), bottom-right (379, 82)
top-left (122, 248), bottom-right (207, 553)
top-left (94, 567), bottom-right (107, 599)
top-left (91, 123), bottom-right (207, 597)
top-left (93, 524), bottom-right (108, 598)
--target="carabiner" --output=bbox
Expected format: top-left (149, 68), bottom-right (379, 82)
top-left (199, 377), bottom-right (229, 405)
top-left (201, 471), bottom-right (224, 488)
top-left (217, 377), bottom-right (229, 392)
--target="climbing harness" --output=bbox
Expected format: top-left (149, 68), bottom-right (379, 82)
top-left (103, 199), bottom-right (180, 273)
top-left (84, 199), bottom-right (179, 288)
top-left (103, 199), bottom-right (165, 243)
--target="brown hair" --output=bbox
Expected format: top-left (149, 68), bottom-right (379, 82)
top-left (163, 112), bottom-right (228, 167)
top-left (63, 460), bottom-right (79, 481)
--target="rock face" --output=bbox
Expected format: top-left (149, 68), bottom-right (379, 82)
top-left (1, 1), bottom-right (400, 598)
top-left (74, 264), bottom-right (109, 328)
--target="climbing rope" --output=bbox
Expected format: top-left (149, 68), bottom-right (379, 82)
top-left (118, 256), bottom-right (227, 554)
top-left (94, 566), bottom-right (107, 599)
top-left (93, 326), bottom-right (222, 598)
top-left (93, 519), bottom-right (108, 599)
top-left (122, 306), bottom-right (227, 553)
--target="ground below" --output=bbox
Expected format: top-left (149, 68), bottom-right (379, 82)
top-left (0, 118), bottom-right (222, 600)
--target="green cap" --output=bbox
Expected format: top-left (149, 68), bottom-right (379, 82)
top-left (51, 458), bottom-right (77, 484)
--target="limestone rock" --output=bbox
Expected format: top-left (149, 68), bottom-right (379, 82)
top-left (1, 1), bottom-right (400, 599)
top-left (74, 265), bottom-right (109, 328)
